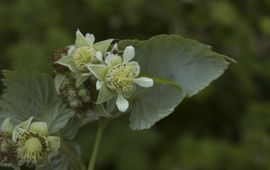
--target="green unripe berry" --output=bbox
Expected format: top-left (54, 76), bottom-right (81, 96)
top-left (62, 78), bottom-right (71, 86)
top-left (70, 100), bottom-right (82, 108)
top-left (68, 89), bottom-right (77, 97)
top-left (82, 96), bottom-right (91, 103)
top-left (78, 89), bottom-right (87, 97)
top-left (68, 96), bottom-right (77, 103)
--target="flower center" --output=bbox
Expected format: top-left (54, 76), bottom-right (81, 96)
top-left (24, 138), bottom-right (42, 154)
top-left (16, 132), bottom-right (49, 165)
top-left (105, 63), bottom-right (136, 95)
top-left (73, 46), bottom-right (96, 70)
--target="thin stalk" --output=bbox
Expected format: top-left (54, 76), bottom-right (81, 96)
top-left (88, 119), bottom-right (109, 170)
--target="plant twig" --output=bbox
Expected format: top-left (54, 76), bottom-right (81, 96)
top-left (88, 119), bottom-right (109, 170)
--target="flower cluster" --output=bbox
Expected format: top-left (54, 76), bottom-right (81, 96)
top-left (1, 117), bottom-right (60, 167)
top-left (54, 30), bottom-right (154, 113)
top-left (57, 75), bottom-right (95, 112)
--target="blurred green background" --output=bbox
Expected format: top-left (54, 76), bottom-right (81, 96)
top-left (1, 0), bottom-right (270, 169)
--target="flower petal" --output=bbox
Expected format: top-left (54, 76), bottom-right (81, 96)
top-left (96, 86), bottom-right (115, 104)
top-left (29, 122), bottom-right (48, 136)
top-left (116, 94), bottom-right (129, 112)
top-left (96, 51), bottom-right (103, 61)
top-left (75, 29), bottom-right (89, 47)
top-left (127, 61), bottom-right (140, 77)
top-left (87, 64), bottom-right (108, 80)
top-left (123, 46), bottom-right (135, 63)
top-left (67, 45), bottom-right (75, 55)
top-left (2, 118), bottom-right (13, 133)
top-left (94, 39), bottom-right (114, 54)
top-left (135, 77), bottom-right (154, 87)
top-left (96, 80), bottom-right (104, 90)
top-left (48, 136), bottom-right (61, 153)
top-left (105, 54), bottom-right (122, 66)
top-left (86, 33), bottom-right (95, 45)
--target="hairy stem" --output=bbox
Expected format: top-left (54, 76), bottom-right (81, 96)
top-left (88, 119), bottom-right (109, 170)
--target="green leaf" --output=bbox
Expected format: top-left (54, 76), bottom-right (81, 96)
top-left (55, 74), bottom-right (66, 94)
top-left (80, 109), bottom-right (100, 127)
top-left (0, 71), bottom-right (75, 134)
top-left (60, 116), bottom-right (82, 140)
top-left (119, 35), bottom-right (233, 130)
top-left (140, 73), bottom-right (182, 91)
top-left (130, 85), bottom-right (185, 130)
top-left (60, 141), bottom-right (85, 170)
top-left (37, 155), bottom-right (72, 170)
top-left (37, 142), bottom-right (84, 170)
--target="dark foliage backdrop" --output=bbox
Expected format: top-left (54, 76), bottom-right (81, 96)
top-left (0, 0), bottom-right (270, 169)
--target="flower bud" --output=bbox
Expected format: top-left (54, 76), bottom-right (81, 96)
top-left (82, 96), bottom-right (91, 103)
top-left (70, 100), bottom-right (83, 108)
top-left (68, 89), bottom-right (77, 97)
top-left (78, 89), bottom-right (87, 97)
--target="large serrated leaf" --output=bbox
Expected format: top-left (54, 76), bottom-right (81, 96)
top-left (0, 71), bottom-right (74, 133)
top-left (119, 35), bottom-right (233, 130)
top-left (130, 85), bottom-right (185, 130)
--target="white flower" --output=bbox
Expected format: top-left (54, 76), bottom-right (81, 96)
top-left (5, 117), bottom-right (61, 166)
top-left (55, 29), bottom-right (113, 87)
top-left (88, 45), bottom-right (154, 112)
